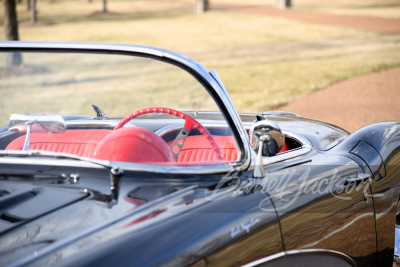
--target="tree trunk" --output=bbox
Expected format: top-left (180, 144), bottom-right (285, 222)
top-left (31, 0), bottom-right (37, 23)
top-left (27, 0), bottom-right (30, 11)
top-left (103, 0), bottom-right (107, 13)
top-left (4, 0), bottom-right (19, 41)
top-left (195, 0), bottom-right (209, 14)
top-left (276, 0), bottom-right (291, 9)
top-left (3, 0), bottom-right (23, 66)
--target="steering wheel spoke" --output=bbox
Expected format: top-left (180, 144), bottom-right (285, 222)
top-left (170, 126), bottom-right (190, 161)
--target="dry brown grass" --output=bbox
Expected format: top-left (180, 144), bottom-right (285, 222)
top-left (1, 0), bottom-right (400, 116)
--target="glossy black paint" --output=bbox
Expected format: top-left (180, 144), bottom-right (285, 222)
top-left (350, 141), bottom-right (385, 180)
top-left (0, 40), bottom-right (399, 267)
top-left (255, 115), bottom-right (349, 151)
top-left (328, 122), bottom-right (400, 266)
top-left (1, 117), bottom-right (400, 266)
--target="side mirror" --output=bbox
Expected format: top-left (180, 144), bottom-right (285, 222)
top-left (8, 114), bottom-right (66, 151)
top-left (250, 121), bottom-right (285, 178)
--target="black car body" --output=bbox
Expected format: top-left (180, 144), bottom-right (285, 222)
top-left (0, 42), bottom-right (399, 267)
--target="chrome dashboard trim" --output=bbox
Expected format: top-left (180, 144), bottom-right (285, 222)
top-left (242, 249), bottom-right (357, 267)
top-left (155, 123), bottom-right (231, 136)
top-left (65, 121), bottom-right (135, 128)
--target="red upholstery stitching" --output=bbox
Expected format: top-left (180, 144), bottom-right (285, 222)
top-left (6, 129), bottom-right (112, 157)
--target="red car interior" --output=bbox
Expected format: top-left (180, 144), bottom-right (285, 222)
top-left (6, 129), bottom-right (112, 158)
top-left (168, 135), bottom-right (238, 163)
top-left (93, 127), bottom-right (175, 163)
top-left (6, 128), bottom-right (289, 163)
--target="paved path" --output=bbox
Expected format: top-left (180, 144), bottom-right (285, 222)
top-left (212, 5), bottom-right (400, 34)
top-left (279, 67), bottom-right (400, 132)
top-left (211, 4), bottom-right (400, 132)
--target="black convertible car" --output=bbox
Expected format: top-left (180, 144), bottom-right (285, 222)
top-left (0, 42), bottom-right (399, 267)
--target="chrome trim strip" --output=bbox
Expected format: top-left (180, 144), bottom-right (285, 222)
top-left (155, 123), bottom-right (231, 136)
top-left (9, 185), bottom-right (197, 267)
top-left (0, 41), bottom-right (165, 57)
top-left (65, 121), bottom-right (135, 128)
top-left (242, 249), bottom-right (357, 267)
top-left (241, 126), bottom-right (312, 167)
top-left (0, 41), bottom-right (252, 173)
top-left (242, 252), bottom-right (286, 267)
top-left (262, 129), bottom-right (312, 165)
top-left (0, 155), bottom-right (232, 175)
top-left (0, 130), bottom-right (15, 139)
top-left (261, 111), bottom-right (301, 117)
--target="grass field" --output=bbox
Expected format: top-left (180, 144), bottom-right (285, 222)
top-left (1, 0), bottom-right (400, 113)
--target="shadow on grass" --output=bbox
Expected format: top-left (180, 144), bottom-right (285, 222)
top-left (347, 3), bottom-right (400, 9)
top-left (18, 6), bottom-right (193, 27)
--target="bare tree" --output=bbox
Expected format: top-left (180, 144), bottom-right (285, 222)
top-left (103, 0), bottom-right (107, 13)
top-left (276, 0), bottom-right (291, 9)
top-left (195, 0), bottom-right (209, 14)
top-left (3, 0), bottom-right (22, 66)
top-left (31, 0), bottom-right (37, 23)
top-left (4, 0), bottom-right (19, 41)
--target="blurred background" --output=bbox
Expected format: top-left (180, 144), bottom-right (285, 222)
top-left (1, 0), bottom-right (400, 132)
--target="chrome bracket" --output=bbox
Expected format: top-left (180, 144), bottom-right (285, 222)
top-left (253, 134), bottom-right (270, 178)
top-left (91, 104), bottom-right (107, 119)
top-left (22, 119), bottom-right (36, 151)
top-left (345, 173), bottom-right (371, 185)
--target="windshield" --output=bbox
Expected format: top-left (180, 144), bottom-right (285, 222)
top-left (0, 49), bottom-right (239, 165)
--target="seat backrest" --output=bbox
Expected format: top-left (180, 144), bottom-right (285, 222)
top-left (174, 135), bottom-right (289, 163)
top-left (173, 135), bottom-right (238, 163)
top-left (6, 129), bottom-right (112, 157)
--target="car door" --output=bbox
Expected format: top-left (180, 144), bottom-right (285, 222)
top-left (261, 149), bottom-right (377, 267)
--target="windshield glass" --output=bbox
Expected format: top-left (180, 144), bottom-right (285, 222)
top-left (0, 50), bottom-right (238, 165)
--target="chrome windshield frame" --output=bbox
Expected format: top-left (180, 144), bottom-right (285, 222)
top-left (0, 41), bottom-right (251, 174)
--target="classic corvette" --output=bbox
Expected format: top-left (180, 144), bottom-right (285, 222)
top-left (0, 42), bottom-right (399, 267)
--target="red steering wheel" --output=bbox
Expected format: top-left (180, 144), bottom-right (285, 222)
top-left (114, 107), bottom-right (223, 161)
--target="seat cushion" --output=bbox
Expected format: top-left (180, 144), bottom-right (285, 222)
top-left (6, 129), bottom-right (112, 157)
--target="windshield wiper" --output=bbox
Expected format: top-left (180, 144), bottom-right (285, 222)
top-left (0, 150), bottom-right (124, 208)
